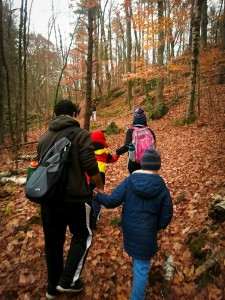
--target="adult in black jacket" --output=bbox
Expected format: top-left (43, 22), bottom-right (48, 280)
top-left (116, 108), bottom-right (156, 174)
top-left (37, 100), bottom-right (104, 299)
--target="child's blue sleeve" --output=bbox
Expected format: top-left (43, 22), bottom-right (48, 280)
top-left (95, 180), bottom-right (127, 208)
top-left (157, 188), bottom-right (173, 230)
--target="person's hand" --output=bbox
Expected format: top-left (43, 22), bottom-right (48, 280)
top-left (93, 188), bottom-right (98, 198)
top-left (93, 187), bottom-right (104, 198)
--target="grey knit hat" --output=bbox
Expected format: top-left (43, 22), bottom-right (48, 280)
top-left (141, 148), bottom-right (161, 170)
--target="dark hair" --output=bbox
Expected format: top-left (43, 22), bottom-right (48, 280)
top-left (54, 99), bottom-right (78, 117)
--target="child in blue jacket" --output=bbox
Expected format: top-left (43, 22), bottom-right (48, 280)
top-left (94, 148), bottom-right (173, 300)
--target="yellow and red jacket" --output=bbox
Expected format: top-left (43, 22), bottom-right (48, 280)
top-left (95, 148), bottom-right (119, 173)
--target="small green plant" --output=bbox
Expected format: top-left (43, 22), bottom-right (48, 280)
top-left (2, 201), bottom-right (13, 216)
top-left (171, 118), bottom-right (181, 126)
top-left (106, 122), bottom-right (119, 135)
top-left (98, 110), bottom-right (111, 118)
top-left (171, 116), bottom-right (193, 126)
top-left (90, 122), bottom-right (99, 130)
top-left (115, 108), bottom-right (123, 117)
top-left (110, 216), bottom-right (121, 227)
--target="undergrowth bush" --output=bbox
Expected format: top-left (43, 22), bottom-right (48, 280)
top-left (106, 122), bottom-right (120, 135)
top-left (145, 102), bottom-right (169, 120)
top-left (171, 116), bottom-right (195, 126)
top-left (106, 122), bottom-right (125, 135)
top-left (90, 122), bottom-right (99, 130)
top-left (98, 110), bottom-right (111, 118)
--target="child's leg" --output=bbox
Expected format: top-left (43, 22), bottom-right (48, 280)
top-left (92, 198), bottom-right (101, 227)
top-left (130, 258), bottom-right (151, 300)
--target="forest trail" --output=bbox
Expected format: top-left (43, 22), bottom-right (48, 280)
top-left (0, 81), bottom-right (225, 299)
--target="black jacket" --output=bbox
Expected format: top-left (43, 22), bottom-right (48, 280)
top-left (37, 115), bottom-right (99, 203)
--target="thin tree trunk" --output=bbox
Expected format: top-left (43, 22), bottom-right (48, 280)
top-left (84, 6), bottom-right (95, 130)
top-left (23, 0), bottom-right (28, 142)
top-left (166, 0), bottom-right (171, 86)
top-left (0, 0), bottom-right (15, 151)
top-left (118, 16), bottom-right (126, 83)
top-left (157, 0), bottom-right (165, 105)
top-left (100, 2), bottom-right (111, 100)
top-left (17, 0), bottom-right (24, 153)
top-left (125, 0), bottom-right (132, 108)
top-left (108, 7), bottom-right (114, 89)
top-left (186, 0), bottom-right (202, 121)
top-left (151, 4), bottom-right (156, 64)
top-left (189, 0), bottom-right (195, 50)
top-left (94, 8), bottom-right (102, 100)
top-left (0, 0), bottom-right (5, 144)
top-left (201, 0), bottom-right (208, 49)
top-left (218, 0), bottom-right (225, 84)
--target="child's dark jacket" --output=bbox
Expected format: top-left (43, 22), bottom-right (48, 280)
top-left (95, 171), bottom-right (173, 260)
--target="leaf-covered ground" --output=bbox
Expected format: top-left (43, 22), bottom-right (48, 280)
top-left (0, 78), bottom-right (225, 300)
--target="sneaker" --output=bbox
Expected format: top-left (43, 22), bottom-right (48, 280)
top-left (46, 292), bottom-right (56, 299)
top-left (46, 287), bottom-right (60, 299)
top-left (56, 279), bottom-right (84, 293)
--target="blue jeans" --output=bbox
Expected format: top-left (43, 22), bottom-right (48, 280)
top-left (130, 258), bottom-right (151, 300)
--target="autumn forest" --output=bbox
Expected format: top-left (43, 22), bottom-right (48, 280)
top-left (0, 0), bottom-right (225, 299)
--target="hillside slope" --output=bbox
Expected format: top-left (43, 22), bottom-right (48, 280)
top-left (0, 78), bottom-right (224, 299)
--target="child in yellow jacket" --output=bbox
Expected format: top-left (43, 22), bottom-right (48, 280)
top-left (90, 130), bottom-right (119, 228)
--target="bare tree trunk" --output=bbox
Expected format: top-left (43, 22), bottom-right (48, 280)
top-left (84, 6), bottom-right (95, 131)
top-left (157, 0), bottom-right (165, 106)
top-left (53, 14), bottom-right (79, 112)
top-left (17, 0), bottom-right (24, 152)
top-left (215, 0), bottom-right (224, 43)
top-left (151, 5), bottom-right (156, 64)
top-left (166, 0), bottom-right (171, 86)
top-left (186, 0), bottom-right (202, 122)
top-left (23, 0), bottom-right (28, 142)
top-left (100, 1), bottom-right (111, 100)
top-left (108, 7), bottom-right (114, 89)
top-left (0, 0), bottom-right (5, 144)
top-left (218, 0), bottom-right (225, 84)
top-left (118, 16), bottom-right (127, 83)
top-left (125, 0), bottom-right (132, 108)
top-left (201, 0), bottom-right (208, 49)
top-left (0, 0), bottom-right (15, 150)
top-left (94, 9), bottom-right (102, 100)
top-left (189, 0), bottom-right (195, 50)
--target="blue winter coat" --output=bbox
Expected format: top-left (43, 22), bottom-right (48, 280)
top-left (95, 171), bottom-right (173, 260)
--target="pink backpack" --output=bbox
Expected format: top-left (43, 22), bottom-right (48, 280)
top-left (132, 127), bottom-right (155, 163)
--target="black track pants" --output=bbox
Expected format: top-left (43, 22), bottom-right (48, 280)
top-left (41, 201), bottom-right (92, 290)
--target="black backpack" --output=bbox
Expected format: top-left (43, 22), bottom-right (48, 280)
top-left (25, 131), bottom-right (76, 205)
